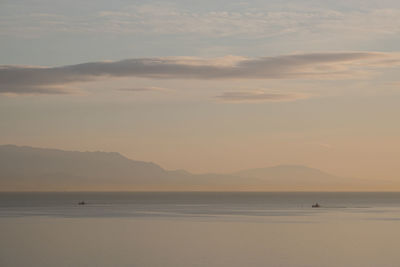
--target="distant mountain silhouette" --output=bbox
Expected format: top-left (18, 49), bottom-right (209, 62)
top-left (233, 165), bottom-right (358, 190)
top-left (0, 145), bottom-right (385, 191)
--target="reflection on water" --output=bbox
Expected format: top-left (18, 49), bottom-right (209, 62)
top-left (1, 192), bottom-right (400, 267)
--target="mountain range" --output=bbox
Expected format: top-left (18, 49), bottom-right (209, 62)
top-left (0, 144), bottom-right (388, 191)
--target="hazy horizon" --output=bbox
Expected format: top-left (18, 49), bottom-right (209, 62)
top-left (1, 144), bottom-right (398, 192)
top-left (0, 143), bottom-right (340, 174)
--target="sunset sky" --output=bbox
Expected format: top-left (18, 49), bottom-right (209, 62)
top-left (1, 0), bottom-right (400, 181)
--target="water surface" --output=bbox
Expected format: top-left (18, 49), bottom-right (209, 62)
top-left (1, 192), bottom-right (400, 267)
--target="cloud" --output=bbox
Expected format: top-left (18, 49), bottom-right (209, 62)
top-left (118, 86), bottom-right (170, 92)
top-left (216, 90), bottom-right (307, 103)
top-left (307, 142), bottom-right (333, 149)
top-left (0, 52), bottom-right (399, 94)
top-left (3, 4), bottom-right (400, 40)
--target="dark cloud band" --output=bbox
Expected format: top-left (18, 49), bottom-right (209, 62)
top-left (0, 52), bottom-right (396, 94)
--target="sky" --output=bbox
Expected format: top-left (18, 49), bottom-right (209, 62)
top-left (1, 0), bottom-right (400, 181)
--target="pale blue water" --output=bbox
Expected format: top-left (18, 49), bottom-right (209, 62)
top-left (1, 192), bottom-right (400, 266)
top-left (2, 192), bottom-right (400, 218)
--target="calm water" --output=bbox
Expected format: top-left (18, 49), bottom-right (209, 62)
top-left (1, 192), bottom-right (400, 267)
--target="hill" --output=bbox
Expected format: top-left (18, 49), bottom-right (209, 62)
top-left (0, 145), bottom-right (383, 191)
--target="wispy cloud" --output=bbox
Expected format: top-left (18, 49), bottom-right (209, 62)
top-left (2, 4), bottom-right (400, 40)
top-left (307, 142), bottom-right (333, 149)
top-left (0, 52), bottom-right (399, 94)
top-left (118, 86), bottom-right (170, 92)
top-left (216, 90), bottom-right (308, 103)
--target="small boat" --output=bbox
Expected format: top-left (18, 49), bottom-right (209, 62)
top-left (312, 203), bottom-right (320, 208)
top-left (78, 201), bottom-right (86, 205)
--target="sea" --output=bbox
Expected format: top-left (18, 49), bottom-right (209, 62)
top-left (1, 192), bottom-right (400, 267)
